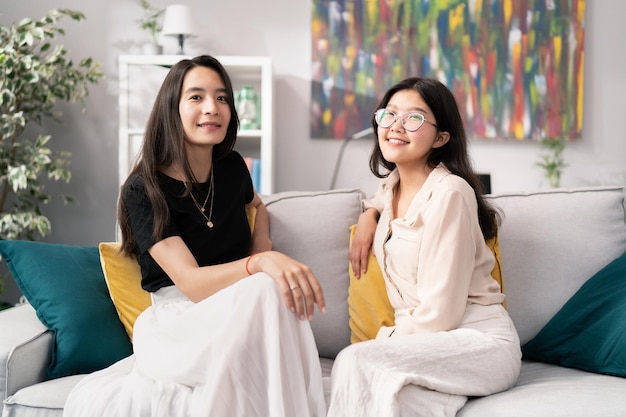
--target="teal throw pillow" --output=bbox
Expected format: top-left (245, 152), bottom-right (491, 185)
top-left (0, 240), bottom-right (133, 379)
top-left (522, 251), bottom-right (626, 377)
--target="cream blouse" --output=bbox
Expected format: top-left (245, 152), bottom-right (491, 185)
top-left (363, 164), bottom-right (504, 338)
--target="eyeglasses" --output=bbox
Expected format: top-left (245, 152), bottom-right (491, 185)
top-left (374, 109), bottom-right (438, 132)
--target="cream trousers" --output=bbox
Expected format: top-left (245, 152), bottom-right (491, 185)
top-left (64, 274), bottom-right (326, 417)
top-left (327, 303), bottom-right (522, 417)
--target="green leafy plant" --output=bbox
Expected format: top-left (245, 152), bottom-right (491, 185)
top-left (137, 0), bottom-right (165, 45)
top-left (0, 9), bottom-right (103, 241)
top-left (536, 137), bottom-right (568, 188)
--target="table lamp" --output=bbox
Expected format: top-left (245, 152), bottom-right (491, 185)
top-left (162, 5), bottom-right (197, 54)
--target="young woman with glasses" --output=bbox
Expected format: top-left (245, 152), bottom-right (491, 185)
top-left (327, 77), bottom-right (522, 417)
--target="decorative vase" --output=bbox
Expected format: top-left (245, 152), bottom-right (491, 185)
top-left (547, 172), bottom-right (561, 188)
top-left (236, 86), bottom-right (260, 130)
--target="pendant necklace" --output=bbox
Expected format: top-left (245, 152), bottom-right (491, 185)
top-left (185, 167), bottom-right (215, 228)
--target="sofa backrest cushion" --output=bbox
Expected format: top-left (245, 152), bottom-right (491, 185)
top-left (487, 186), bottom-right (626, 344)
top-left (263, 189), bottom-right (363, 358)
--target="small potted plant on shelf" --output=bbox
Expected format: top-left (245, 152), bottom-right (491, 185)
top-left (536, 136), bottom-right (568, 188)
top-left (136, 0), bottom-right (165, 54)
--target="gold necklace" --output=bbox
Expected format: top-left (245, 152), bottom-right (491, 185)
top-left (185, 168), bottom-right (214, 228)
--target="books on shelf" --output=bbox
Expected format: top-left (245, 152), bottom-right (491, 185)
top-left (244, 157), bottom-right (262, 192)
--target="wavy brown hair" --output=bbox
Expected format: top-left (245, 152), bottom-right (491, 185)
top-left (369, 77), bottom-right (500, 239)
top-left (118, 55), bottom-right (239, 256)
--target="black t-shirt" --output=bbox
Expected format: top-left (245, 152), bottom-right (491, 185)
top-left (123, 151), bottom-right (255, 292)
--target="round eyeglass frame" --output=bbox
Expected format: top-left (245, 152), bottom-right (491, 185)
top-left (374, 109), bottom-right (438, 132)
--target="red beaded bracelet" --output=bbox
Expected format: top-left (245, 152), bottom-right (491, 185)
top-left (245, 253), bottom-right (258, 275)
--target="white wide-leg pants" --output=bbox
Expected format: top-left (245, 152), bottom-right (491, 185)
top-left (64, 273), bottom-right (326, 417)
top-left (327, 303), bottom-right (521, 417)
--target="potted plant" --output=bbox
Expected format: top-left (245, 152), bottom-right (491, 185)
top-left (536, 137), bottom-right (568, 188)
top-left (0, 8), bottom-right (103, 300)
top-left (137, 0), bottom-right (165, 54)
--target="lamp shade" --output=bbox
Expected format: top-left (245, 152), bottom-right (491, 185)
top-left (162, 5), bottom-right (197, 37)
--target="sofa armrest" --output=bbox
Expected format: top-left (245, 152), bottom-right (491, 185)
top-left (0, 303), bottom-right (52, 402)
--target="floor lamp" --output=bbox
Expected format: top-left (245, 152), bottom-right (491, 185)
top-left (329, 127), bottom-right (373, 190)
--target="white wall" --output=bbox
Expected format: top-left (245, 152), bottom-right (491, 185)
top-left (1, 0), bottom-right (625, 249)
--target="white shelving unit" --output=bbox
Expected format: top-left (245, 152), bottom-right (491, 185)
top-left (118, 55), bottom-right (274, 194)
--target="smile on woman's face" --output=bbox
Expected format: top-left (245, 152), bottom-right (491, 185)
top-left (178, 66), bottom-right (231, 150)
top-left (377, 89), bottom-right (446, 169)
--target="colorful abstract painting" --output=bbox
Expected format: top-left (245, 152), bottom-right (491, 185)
top-left (311, 0), bottom-right (585, 141)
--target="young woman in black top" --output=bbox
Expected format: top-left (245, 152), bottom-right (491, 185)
top-left (64, 55), bottom-right (327, 417)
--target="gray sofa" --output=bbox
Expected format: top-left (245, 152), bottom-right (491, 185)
top-left (1, 185), bottom-right (626, 416)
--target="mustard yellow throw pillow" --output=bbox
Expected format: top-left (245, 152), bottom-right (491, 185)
top-left (99, 242), bottom-right (152, 341)
top-left (347, 225), bottom-right (394, 344)
top-left (485, 227), bottom-right (505, 298)
top-left (348, 224), bottom-right (505, 343)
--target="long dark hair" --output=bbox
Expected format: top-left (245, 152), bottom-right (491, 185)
top-left (369, 77), bottom-right (499, 239)
top-left (118, 55), bottom-right (239, 255)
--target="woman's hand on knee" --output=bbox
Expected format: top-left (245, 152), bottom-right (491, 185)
top-left (247, 251), bottom-right (326, 320)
